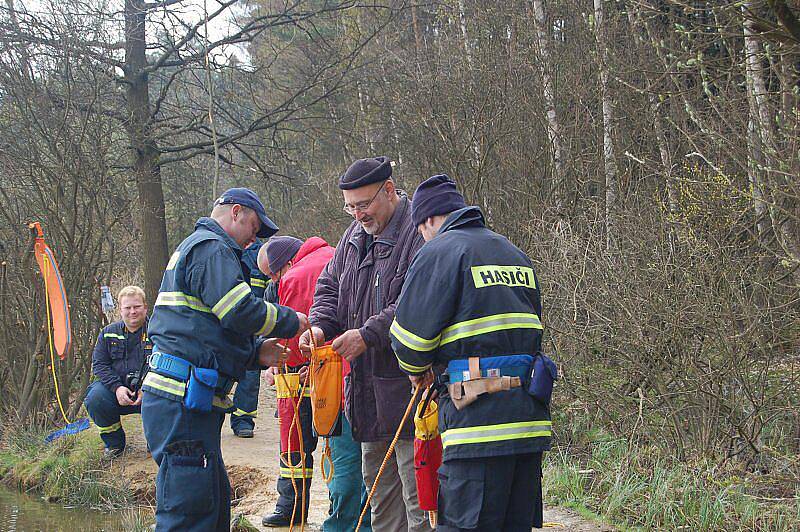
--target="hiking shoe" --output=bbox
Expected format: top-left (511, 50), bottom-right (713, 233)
top-left (261, 512), bottom-right (302, 527)
top-left (233, 428), bottom-right (254, 438)
top-left (103, 447), bottom-right (124, 459)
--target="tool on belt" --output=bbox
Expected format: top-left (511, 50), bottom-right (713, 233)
top-left (413, 384), bottom-right (442, 528)
top-left (446, 355), bottom-right (526, 410)
top-left (446, 353), bottom-right (558, 409)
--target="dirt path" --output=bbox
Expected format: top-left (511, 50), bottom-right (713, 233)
top-left (114, 382), bottom-right (611, 531)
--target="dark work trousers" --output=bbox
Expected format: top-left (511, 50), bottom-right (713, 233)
top-left (83, 380), bottom-right (140, 451)
top-left (437, 452), bottom-right (544, 532)
top-left (142, 391), bottom-right (231, 532)
top-left (230, 369), bottom-right (260, 432)
top-left (274, 395), bottom-right (318, 518)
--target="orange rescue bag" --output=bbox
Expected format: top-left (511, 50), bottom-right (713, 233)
top-left (309, 345), bottom-right (342, 437)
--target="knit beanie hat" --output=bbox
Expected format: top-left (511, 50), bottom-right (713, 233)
top-left (266, 236), bottom-right (303, 273)
top-left (339, 156), bottom-right (393, 190)
top-left (411, 174), bottom-right (467, 227)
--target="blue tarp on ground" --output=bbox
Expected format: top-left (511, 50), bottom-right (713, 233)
top-left (44, 418), bottom-right (90, 443)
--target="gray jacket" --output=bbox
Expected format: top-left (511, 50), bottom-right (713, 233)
top-left (310, 194), bottom-right (424, 442)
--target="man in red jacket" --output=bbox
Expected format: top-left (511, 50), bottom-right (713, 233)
top-left (261, 235), bottom-right (335, 528)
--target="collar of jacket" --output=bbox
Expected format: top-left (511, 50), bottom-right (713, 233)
top-left (195, 216), bottom-right (243, 255)
top-left (438, 205), bottom-right (485, 235)
top-left (295, 236), bottom-right (330, 263)
top-left (348, 192), bottom-right (410, 249)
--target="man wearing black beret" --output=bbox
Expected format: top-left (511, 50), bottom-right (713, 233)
top-left (300, 157), bottom-right (431, 531)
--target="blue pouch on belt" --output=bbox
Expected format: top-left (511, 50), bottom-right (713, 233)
top-left (527, 353), bottom-right (558, 404)
top-left (185, 367), bottom-right (218, 412)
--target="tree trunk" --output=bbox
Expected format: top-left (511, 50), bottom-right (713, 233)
top-left (532, 0), bottom-right (566, 211)
top-left (743, 3), bottom-right (800, 278)
top-left (743, 7), bottom-right (778, 162)
top-left (457, 0), bottom-right (473, 70)
top-left (746, 106), bottom-right (770, 238)
top-left (356, 80), bottom-right (376, 152)
top-left (411, 4), bottom-right (423, 56)
top-left (456, 0), bottom-right (482, 169)
top-left (594, 0), bottom-right (619, 250)
top-left (625, 3), bottom-right (678, 216)
top-left (124, 0), bottom-right (169, 305)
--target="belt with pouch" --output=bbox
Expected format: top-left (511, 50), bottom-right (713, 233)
top-left (446, 354), bottom-right (532, 410)
top-left (143, 352), bottom-right (234, 411)
top-left (447, 354), bottom-right (531, 383)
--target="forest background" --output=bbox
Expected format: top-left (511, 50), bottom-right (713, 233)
top-left (0, 0), bottom-right (798, 528)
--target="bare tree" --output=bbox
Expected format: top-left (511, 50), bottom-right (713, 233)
top-left (1, 0), bottom-right (386, 302)
top-left (532, 0), bottom-right (566, 210)
top-left (594, 0), bottom-right (619, 249)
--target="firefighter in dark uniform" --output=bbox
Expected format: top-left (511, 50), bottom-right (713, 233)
top-left (230, 238), bottom-right (270, 438)
top-left (391, 175), bottom-right (551, 531)
top-left (142, 188), bottom-right (309, 531)
top-left (84, 285), bottom-right (151, 458)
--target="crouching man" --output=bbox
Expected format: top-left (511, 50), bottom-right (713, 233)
top-left (84, 285), bottom-right (151, 458)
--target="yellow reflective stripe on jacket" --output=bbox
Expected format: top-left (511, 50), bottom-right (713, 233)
top-left (251, 278), bottom-right (267, 288)
top-left (441, 420), bottom-right (551, 448)
top-left (97, 421), bottom-right (122, 434)
top-left (256, 302), bottom-right (278, 336)
top-left (212, 282), bottom-right (251, 320)
top-left (280, 466), bottom-right (313, 479)
top-left (155, 292), bottom-right (212, 313)
top-left (233, 408), bottom-right (258, 418)
top-left (440, 313), bottom-right (542, 346)
top-left (395, 354), bottom-right (433, 374)
top-left (390, 319), bottom-right (441, 352)
top-left (103, 333), bottom-right (125, 340)
top-left (166, 251), bottom-right (181, 270)
top-left (143, 372), bottom-right (186, 398)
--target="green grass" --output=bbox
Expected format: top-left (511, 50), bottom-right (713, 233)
top-left (0, 424), bottom-right (134, 510)
top-left (119, 507), bottom-right (155, 531)
top-left (545, 439), bottom-right (800, 531)
top-left (231, 514), bottom-right (261, 531)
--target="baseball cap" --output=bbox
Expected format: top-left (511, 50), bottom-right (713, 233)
top-left (214, 188), bottom-right (278, 238)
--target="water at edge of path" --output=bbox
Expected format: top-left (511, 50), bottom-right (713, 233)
top-left (0, 486), bottom-right (131, 531)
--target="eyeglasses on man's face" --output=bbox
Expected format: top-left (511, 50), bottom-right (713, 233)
top-left (342, 181), bottom-right (387, 215)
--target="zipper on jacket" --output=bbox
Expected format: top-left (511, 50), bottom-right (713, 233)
top-left (374, 272), bottom-right (381, 311)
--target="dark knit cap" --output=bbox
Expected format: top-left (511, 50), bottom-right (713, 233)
top-left (411, 174), bottom-right (467, 227)
top-left (266, 236), bottom-right (303, 273)
top-left (338, 156), bottom-right (393, 190)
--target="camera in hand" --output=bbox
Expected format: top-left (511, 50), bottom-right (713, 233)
top-left (125, 370), bottom-right (143, 392)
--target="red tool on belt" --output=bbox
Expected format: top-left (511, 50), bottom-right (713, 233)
top-left (413, 385), bottom-right (442, 528)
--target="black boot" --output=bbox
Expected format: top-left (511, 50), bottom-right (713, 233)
top-left (261, 511), bottom-right (303, 527)
top-left (233, 427), bottom-right (254, 438)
